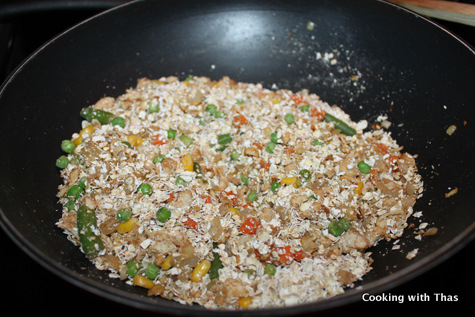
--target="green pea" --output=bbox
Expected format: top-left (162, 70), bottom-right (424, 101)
top-left (156, 207), bottom-right (171, 222)
top-left (116, 208), bottom-right (132, 222)
top-left (56, 155), bottom-right (69, 169)
top-left (126, 260), bottom-right (141, 277)
top-left (271, 181), bottom-right (280, 192)
top-left (167, 129), bottom-right (176, 140)
top-left (66, 184), bottom-right (84, 200)
top-left (300, 104), bottom-right (310, 112)
top-left (284, 113), bottom-right (295, 124)
top-left (246, 191), bottom-right (258, 202)
top-left (145, 263), bottom-right (160, 280)
top-left (137, 183), bottom-right (152, 195)
top-left (299, 169), bottom-right (311, 181)
top-left (264, 264), bottom-right (276, 276)
top-left (265, 141), bottom-right (275, 154)
top-left (61, 140), bottom-right (76, 154)
top-left (111, 116), bottom-right (126, 128)
top-left (357, 161), bottom-right (371, 174)
top-left (153, 154), bottom-right (166, 164)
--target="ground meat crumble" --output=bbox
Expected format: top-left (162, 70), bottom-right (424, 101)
top-left (56, 76), bottom-right (423, 309)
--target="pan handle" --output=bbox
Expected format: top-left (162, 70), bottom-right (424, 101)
top-left (0, 0), bottom-right (129, 21)
top-left (388, 0), bottom-right (475, 26)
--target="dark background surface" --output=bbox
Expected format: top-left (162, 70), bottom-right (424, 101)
top-left (0, 1), bottom-right (473, 315)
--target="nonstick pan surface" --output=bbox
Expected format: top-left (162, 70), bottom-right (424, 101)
top-left (0, 0), bottom-right (474, 315)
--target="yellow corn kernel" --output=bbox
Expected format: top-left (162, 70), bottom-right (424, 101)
top-left (73, 125), bottom-right (95, 145)
top-left (133, 275), bottom-right (154, 289)
top-left (191, 260), bottom-right (211, 282)
top-left (127, 135), bottom-right (143, 147)
top-left (161, 255), bottom-right (173, 271)
top-left (116, 217), bottom-right (137, 234)
top-left (354, 182), bottom-right (364, 195)
top-left (281, 176), bottom-right (297, 185)
top-left (229, 207), bottom-right (239, 216)
top-left (238, 297), bottom-right (252, 308)
top-left (181, 154), bottom-right (194, 171)
top-left (73, 136), bottom-right (83, 146)
top-left (272, 98), bottom-right (280, 104)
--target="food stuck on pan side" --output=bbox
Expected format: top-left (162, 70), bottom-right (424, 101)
top-left (55, 76), bottom-right (423, 309)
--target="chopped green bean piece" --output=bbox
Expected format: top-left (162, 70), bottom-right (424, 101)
top-left (122, 141), bottom-right (133, 149)
top-left (240, 173), bottom-right (249, 186)
top-left (175, 176), bottom-right (187, 187)
top-left (148, 103), bottom-right (160, 113)
top-left (77, 205), bottom-right (104, 258)
top-left (80, 106), bottom-right (113, 125)
top-left (78, 177), bottom-right (87, 190)
top-left (205, 104), bottom-right (218, 115)
top-left (324, 113), bottom-right (356, 136)
top-left (312, 139), bottom-right (324, 146)
top-left (67, 184), bottom-right (84, 200)
top-left (328, 218), bottom-right (351, 237)
top-left (357, 161), bottom-right (371, 174)
top-left (230, 150), bottom-right (240, 161)
top-left (245, 269), bottom-right (255, 276)
top-left (193, 162), bottom-right (202, 174)
top-left (153, 154), bottom-right (166, 164)
top-left (217, 133), bottom-right (232, 145)
top-left (208, 244), bottom-right (223, 280)
top-left (246, 191), bottom-right (258, 202)
top-left (299, 169), bottom-right (311, 181)
top-left (64, 200), bottom-right (76, 211)
top-left (265, 141), bottom-right (275, 154)
top-left (270, 132), bottom-right (279, 144)
top-left (179, 135), bottom-right (194, 147)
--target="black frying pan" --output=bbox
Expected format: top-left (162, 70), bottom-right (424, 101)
top-left (0, 0), bottom-right (474, 315)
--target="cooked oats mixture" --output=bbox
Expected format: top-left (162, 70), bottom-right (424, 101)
top-left (56, 76), bottom-right (423, 309)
